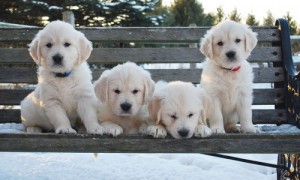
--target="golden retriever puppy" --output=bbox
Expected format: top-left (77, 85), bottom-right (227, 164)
top-left (21, 20), bottom-right (103, 134)
top-left (94, 62), bottom-right (155, 137)
top-left (147, 81), bottom-right (212, 139)
top-left (200, 20), bottom-right (259, 134)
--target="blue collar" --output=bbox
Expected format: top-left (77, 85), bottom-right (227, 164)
top-left (55, 70), bottom-right (72, 78)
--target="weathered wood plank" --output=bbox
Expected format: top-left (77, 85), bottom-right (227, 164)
top-left (253, 109), bottom-right (287, 124)
top-left (0, 133), bottom-right (298, 153)
top-left (0, 89), bottom-right (30, 105)
top-left (0, 27), bottom-right (280, 42)
top-left (0, 68), bottom-right (284, 83)
top-left (0, 109), bottom-right (287, 124)
top-left (0, 88), bottom-right (285, 105)
top-left (0, 47), bottom-right (282, 63)
top-left (0, 109), bottom-right (20, 123)
top-left (253, 88), bottom-right (284, 105)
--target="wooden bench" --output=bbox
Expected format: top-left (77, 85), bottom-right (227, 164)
top-left (0, 18), bottom-right (299, 177)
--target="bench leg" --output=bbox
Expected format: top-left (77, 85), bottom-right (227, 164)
top-left (277, 154), bottom-right (300, 179)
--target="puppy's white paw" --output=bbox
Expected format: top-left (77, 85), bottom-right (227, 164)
top-left (194, 125), bottom-right (212, 138)
top-left (146, 125), bottom-right (167, 138)
top-left (103, 123), bottom-right (123, 137)
top-left (211, 127), bottom-right (226, 134)
top-left (241, 125), bottom-right (260, 133)
top-left (26, 127), bottom-right (42, 133)
top-left (86, 125), bottom-right (104, 135)
top-left (55, 127), bottom-right (77, 134)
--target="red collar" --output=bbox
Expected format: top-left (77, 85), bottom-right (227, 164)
top-left (222, 66), bottom-right (241, 72)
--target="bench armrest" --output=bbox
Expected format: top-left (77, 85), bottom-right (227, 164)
top-left (275, 19), bottom-right (300, 127)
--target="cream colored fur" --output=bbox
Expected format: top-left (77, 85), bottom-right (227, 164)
top-left (21, 20), bottom-right (103, 134)
top-left (94, 62), bottom-right (155, 137)
top-left (200, 20), bottom-right (259, 134)
top-left (147, 81), bottom-right (212, 139)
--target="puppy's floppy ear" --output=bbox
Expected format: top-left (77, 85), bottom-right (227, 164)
top-left (148, 96), bottom-right (163, 124)
top-left (200, 32), bottom-right (213, 59)
top-left (143, 78), bottom-right (155, 104)
top-left (245, 28), bottom-right (258, 53)
top-left (141, 70), bottom-right (155, 104)
top-left (77, 32), bottom-right (93, 65)
top-left (28, 35), bottom-right (41, 66)
top-left (94, 70), bottom-right (110, 103)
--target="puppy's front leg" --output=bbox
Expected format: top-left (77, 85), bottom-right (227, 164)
top-left (101, 121), bottom-right (123, 137)
top-left (209, 100), bottom-right (225, 133)
top-left (194, 124), bottom-right (212, 137)
top-left (146, 125), bottom-right (167, 138)
top-left (44, 105), bottom-right (76, 134)
top-left (236, 99), bottom-right (258, 133)
top-left (77, 98), bottom-right (104, 135)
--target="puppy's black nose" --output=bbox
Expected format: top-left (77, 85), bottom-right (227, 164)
top-left (120, 102), bottom-right (132, 112)
top-left (52, 54), bottom-right (63, 65)
top-left (226, 51), bottom-right (236, 59)
top-left (178, 129), bottom-right (189, 138)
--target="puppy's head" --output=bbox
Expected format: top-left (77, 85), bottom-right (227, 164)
top-left (29, 20), bottom-right (92, 73)
top-left (148, 81), bottom-right (202, 139)
top-left (200, 20), bottom-right (257, 70)
top-left (94, 62), bottom-right (155, 117)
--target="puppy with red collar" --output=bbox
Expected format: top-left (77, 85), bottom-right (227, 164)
top-left (200, 20), bottom-right (259, 134)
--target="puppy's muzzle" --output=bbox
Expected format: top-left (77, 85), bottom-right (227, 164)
top-left (178, 128), bottom-right (189, 138)
top-left (52, 54), bottom-right (64, 66)
top-left (226, 51), bottom-right (236, 61)
top-left (120, 102), bottom-right (132, 112)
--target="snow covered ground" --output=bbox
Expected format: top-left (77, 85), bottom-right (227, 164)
top-left (0, 153), bottom-right (277, 180)
top-left (0, 123), bottom-right (300, 179)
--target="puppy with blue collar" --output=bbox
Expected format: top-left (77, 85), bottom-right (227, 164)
top-left (21, 20), bottom-right (103, 134)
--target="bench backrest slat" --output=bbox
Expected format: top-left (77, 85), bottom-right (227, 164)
top-left (0, 109), bottom-right (287, 125)
top-left (0, 47), bottom-right (282, 64)
top-left (0, 88), bottom-right (285, 106)
top-left (0, 27), bottom-right (280, 42)
top-left (0, 67), bottom-right (284, 84)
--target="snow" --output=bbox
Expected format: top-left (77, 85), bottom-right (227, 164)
top-left (49, 6), bottom-right (63, 10)
top-left (0, 123), bottom-right (299, 179)
top-left (133, 5), bottom-right (146, 11)
top-left (0, 22), bottom-right (36, 28)
top-left (0, 153), bottom-right (277, 180)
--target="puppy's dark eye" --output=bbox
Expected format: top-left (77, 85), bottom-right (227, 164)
top-left (217, 41), bottom-right (223, 46)
top-left (188, 113), bottom-right (194, 118)
top-left (132, 89), bottom-right (139, 94)
top-left (64, 42), bottom-right (71, 47)
top-left (46, 43), bottom-right (52, 48)
top-left (235, 39), bottom-right (241, 43)
top-left (170, 114), bottom-right (177, 120)
top-left (114, 89), bottom-right (121, 94)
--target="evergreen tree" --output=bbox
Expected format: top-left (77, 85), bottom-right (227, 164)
top-left (1, 0), bottom-right (52, 26)
top-left (215, 6), bottom-right (225, 23)
top-left (0, 0), bottom-right (162, 27)
top-left (283, 12), bottom-right (299, 35)
top-left (228, 8), bottom-right (241, 22)
top-left (205, 13), bottom-right (215, 26)
top-left (263, 10), bottom-right (275, 26)
top-left (104, 0), bottom-right (162, 27)
top-left (169, 0), bottom-right (213, 26)
top-left (246, 14), bottom-right (259, 26)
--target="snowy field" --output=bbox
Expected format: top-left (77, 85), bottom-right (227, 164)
top-left (0, 152), bottom-right (278, 180)
top-left (0, 123), bottom-right (300, 180)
